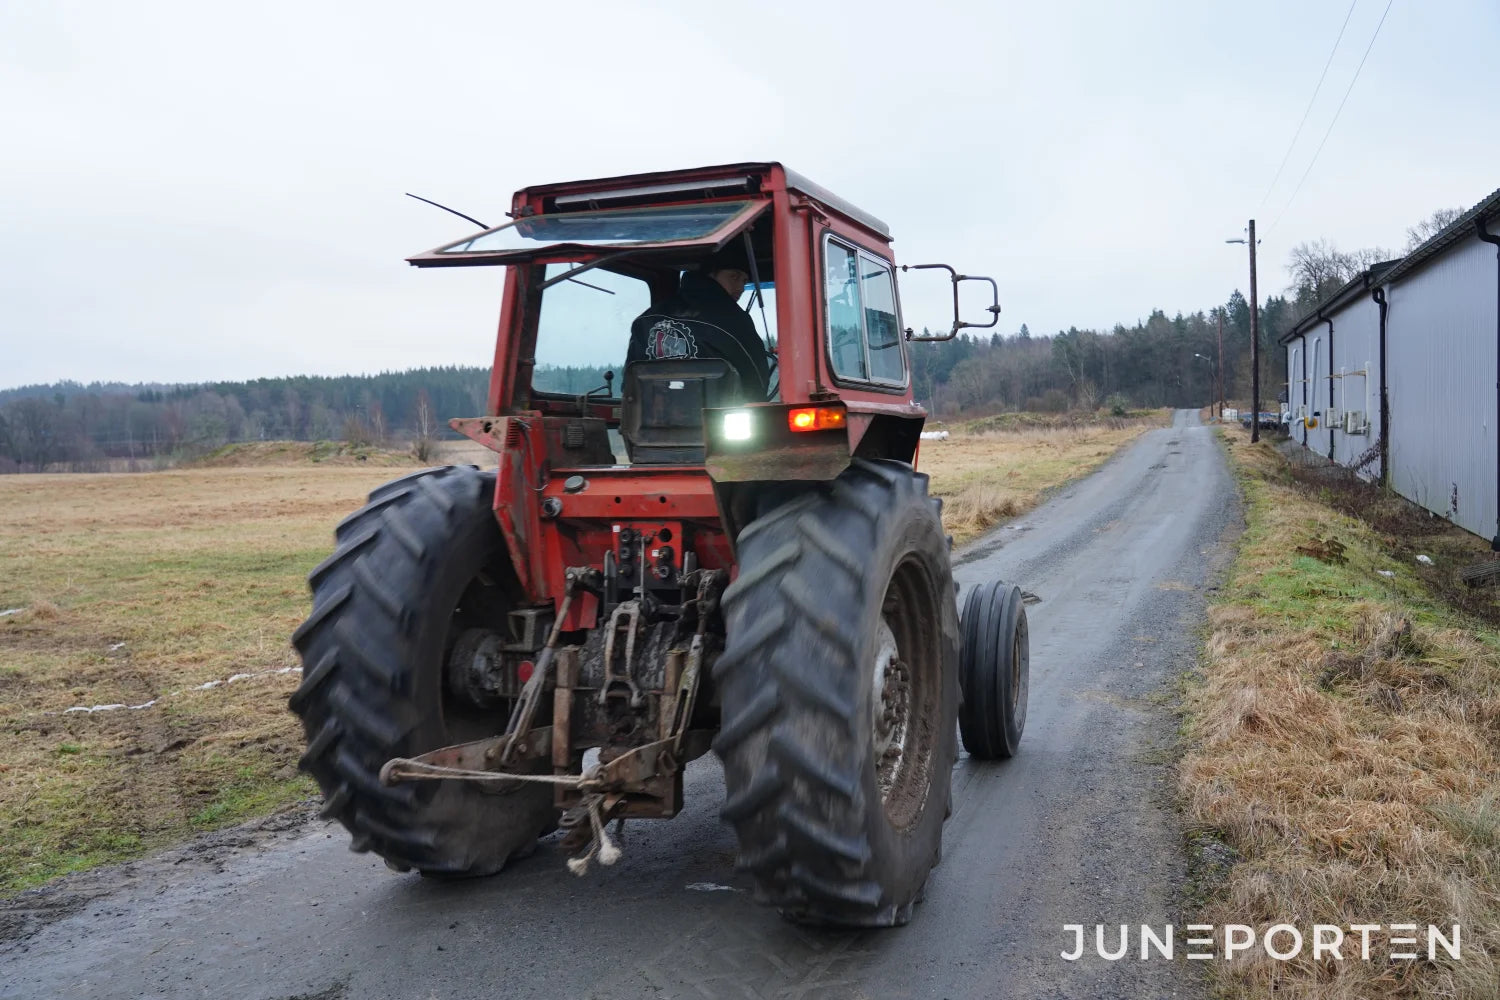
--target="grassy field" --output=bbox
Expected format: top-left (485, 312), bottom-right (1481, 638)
top-left (0, 416), bottom-right (1159, 894)
top-left (0, 464), bottom-right (410, 893)
top-left (919, 410), bottom-right (1168, 545)
top-left (1182, 428), bottom-right (1500, 999)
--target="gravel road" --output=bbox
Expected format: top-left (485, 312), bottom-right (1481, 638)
top-left (1, 409), bottom-right (1238, 1000)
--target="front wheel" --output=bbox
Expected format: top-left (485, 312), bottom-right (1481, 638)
top-left (713, 459), bottom-right (960, 927)
top-left (957, 580), bottom-right (1029, 760)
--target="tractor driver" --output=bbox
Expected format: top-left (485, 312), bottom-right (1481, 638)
top-left (626, 244), bottom-right (772, 402)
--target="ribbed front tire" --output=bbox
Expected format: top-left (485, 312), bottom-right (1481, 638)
top-left (957, 580), bottom-right (1029, 760)
top-left (713, 459), bottom-right (960, 927)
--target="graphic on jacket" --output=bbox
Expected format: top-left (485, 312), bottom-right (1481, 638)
top-left (646, 319), bottom-right (698, 360)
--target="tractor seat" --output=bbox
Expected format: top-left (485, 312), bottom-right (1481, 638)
top-left (621, 359), bottom-right (743, 464)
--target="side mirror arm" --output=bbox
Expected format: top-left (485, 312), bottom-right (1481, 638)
top-left (899, 264), bottom-right (1001, 342)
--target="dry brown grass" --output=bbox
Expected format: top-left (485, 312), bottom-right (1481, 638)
top-left (921, 414), bottom-right (1168, 545)
top-left (1182, 427), bottom-right (1500, 998)
top-left (0, 466), bottom-right (404, 893)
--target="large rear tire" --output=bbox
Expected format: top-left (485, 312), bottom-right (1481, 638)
top-left (714, 459), bottom-right (960, 927)
top-left (289, 466), bottom-right (556, 876)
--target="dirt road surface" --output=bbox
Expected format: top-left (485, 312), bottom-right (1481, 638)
top-left (2, 410), bottom-right (1237, 1000)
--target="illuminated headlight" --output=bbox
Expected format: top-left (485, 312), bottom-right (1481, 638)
top-left (722, 410), bottom-right (753, 441)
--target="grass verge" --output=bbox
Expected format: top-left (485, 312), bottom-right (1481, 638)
top-left (1181, 428), bottom-right (1500, 998)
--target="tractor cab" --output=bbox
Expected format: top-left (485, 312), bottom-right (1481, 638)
top-left (409, 163), bottom-right (995, 472)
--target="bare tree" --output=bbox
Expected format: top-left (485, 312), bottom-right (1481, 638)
top-left (1404, 207), bottom-right (1467, 252)
top-left (367, 400), bottom-right (387, 445)
top-left (1286, 238), bottom-right (1358, 294)
top-left (342, 413), bottom-right (374, 447)
top-left (1285, 239), bottom-right (1395, 308)
top-left (412, 390), bottom-right (437, 462)
top-left (5, 398), bottom-right (62, 471)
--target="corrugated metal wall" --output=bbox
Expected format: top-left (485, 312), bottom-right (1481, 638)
top-left (1386, 234), bottom-right (1499, 540)
top-left (1328, 294), bottom-right (1382, 476)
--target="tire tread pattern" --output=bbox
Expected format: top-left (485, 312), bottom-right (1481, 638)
top-left (290, 465), bottom-right (552, 875)
top-left (715, 460), bottom-right (958, 926)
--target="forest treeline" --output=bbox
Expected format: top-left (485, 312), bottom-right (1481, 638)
top-left (0, 365), bottom-right (615, 472)
top-left (0, 219), bottom-right (1453, 473)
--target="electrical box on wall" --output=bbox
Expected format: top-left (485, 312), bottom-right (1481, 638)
top-left (1344, 411), bottom-right (1369, 435)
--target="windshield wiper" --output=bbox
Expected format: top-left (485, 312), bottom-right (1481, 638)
top-left (538, 250), bottom-right (636, 292)
top-left (406, 192), bottom-right (623, 295)
top-left (555, 265), bottom-right (615, 295)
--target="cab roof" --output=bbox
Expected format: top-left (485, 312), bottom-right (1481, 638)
top-left (510, 161), bottom-right (890, 239)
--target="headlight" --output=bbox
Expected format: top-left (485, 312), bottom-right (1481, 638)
top-left (722, 410), bottom-right (753, 441)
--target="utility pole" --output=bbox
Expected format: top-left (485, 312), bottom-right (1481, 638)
top-left (1248, 218), bottom-right (1261, 443)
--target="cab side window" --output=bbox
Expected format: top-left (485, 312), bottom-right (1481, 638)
top-left (824, 240), bottom-right (867, 380)
top-left (822, 235), bottom-right (907, 387)
top-left (861, 255), bottom-right (903, 383)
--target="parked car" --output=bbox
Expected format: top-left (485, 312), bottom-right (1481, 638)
top-left (1240, 411), bottom-right (1280, 430)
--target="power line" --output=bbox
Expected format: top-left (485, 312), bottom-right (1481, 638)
top-left (1257, 0), bottom-right (1360, 214)
top-left (1268, 0), bottom-right (1397, 234)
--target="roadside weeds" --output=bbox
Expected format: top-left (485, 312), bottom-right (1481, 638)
top-left (1180, 429), bottom-right (1500, 998)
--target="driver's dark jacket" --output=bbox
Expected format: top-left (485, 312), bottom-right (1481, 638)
top-left (626, 272), bottom-right (771, 401)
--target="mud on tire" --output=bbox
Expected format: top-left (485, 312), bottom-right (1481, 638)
top-left (713, 459), bottom-right (960, 926)
top-left (289, 465), bottom-right (556, 876)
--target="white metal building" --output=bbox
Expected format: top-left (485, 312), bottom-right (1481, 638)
top-left (1280, 187), bottom-right (1500, 545)
top-left (1280, 261), bottom-right (1397, 476)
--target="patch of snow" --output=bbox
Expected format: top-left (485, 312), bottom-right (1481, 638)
top-left (64, 700), bottom-right (157, 714)
top-left (108, 642), bottom-right (126, 651)
top-left (1377, 570), bottom-right (1395, 578)
top-left (685, 883), bottom-right (739, 892)
top-left (1416, 554), bottom-right (1434, 566)
top-left (54, 665), bottom-right (303, 716)
top-left (0, 608), bottom-right (25, 617)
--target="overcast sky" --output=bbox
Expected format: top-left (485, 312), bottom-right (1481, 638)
top-left (2, 0), bottom-right (1496, 389)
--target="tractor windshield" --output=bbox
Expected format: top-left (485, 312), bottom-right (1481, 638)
top-left (533, 263), bottom-right (647, 377)
top-left (532, 262), bottom-right (778, 397)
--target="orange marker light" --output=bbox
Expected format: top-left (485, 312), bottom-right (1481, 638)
top-left (787, 406), bottom-right (847, 432)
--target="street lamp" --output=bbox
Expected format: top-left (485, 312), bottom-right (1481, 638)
top-left (1226, 222), bottom-right (1262, 442)
top-left (1192, 353), bottom-right (1218, 421)
top-left (1194, 352), bottom-right (1218, 422)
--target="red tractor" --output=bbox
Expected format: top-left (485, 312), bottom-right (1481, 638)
top-left (290, 162), bottom-right (1029, 927)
